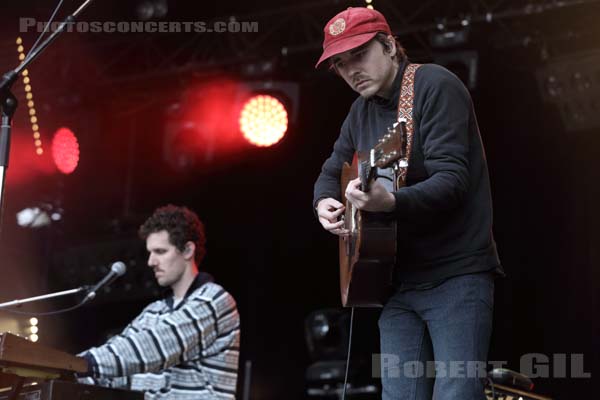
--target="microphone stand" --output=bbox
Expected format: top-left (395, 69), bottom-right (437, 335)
top-left (0, 286), bottom-right (88, 309)
top-left (0, 0), bottom-right (96, 231)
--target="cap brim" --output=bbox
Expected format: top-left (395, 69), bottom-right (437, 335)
top-left (315, 31), bottom-right (379, 69)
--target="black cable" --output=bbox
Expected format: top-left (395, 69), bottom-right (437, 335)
top-left (486, 376), bottom-right (497, 399)
top-left (1, 298), bottom-right (88, 316)
top-left (25, 0), bottom-right (66, 59)
top-left (341, 307), bottom-right (355, 400)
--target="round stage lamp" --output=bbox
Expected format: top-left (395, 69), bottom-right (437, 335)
top-left (52, 127), bottom-right (80, 174)
top-left (239, 94), bottom-right (288, 147)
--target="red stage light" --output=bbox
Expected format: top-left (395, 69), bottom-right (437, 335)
top-left (239, 94), bottom-right (288, 147)
top-left (51, 127), bottom-right (80, 174)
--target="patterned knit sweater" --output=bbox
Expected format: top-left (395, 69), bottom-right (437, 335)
top-left (81, 273), bottom-right (240, 399)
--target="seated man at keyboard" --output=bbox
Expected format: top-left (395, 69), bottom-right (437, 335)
top-left (80, 205), bottom-right (240, 399)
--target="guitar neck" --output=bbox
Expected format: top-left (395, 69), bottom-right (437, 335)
top-left (360, 163), bottom-right (376, 193)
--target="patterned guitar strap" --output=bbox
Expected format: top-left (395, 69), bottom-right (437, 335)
top-left (396, 63), bottom-right (422, 188)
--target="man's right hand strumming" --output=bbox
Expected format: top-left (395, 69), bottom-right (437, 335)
top-left (316, 198), bottom-right (350, 236)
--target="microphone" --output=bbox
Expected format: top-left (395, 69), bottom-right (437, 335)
top-left (83, 262), bottom-right (127, 303)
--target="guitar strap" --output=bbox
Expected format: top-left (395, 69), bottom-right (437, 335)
top-left (395, 63), bottom-right (422, 188)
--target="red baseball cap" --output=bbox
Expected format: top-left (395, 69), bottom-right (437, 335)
top-left (315, 7), bottom-right (392, 68)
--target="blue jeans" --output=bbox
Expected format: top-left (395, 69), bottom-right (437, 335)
top-left (378, 272), bottom-right (494, 400)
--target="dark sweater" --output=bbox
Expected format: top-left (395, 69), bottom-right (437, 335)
top-left (313, 62), bottom-right (503, 284)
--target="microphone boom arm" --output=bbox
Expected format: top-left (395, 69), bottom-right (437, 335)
top-left (0, 286), bottom-right (88, 310)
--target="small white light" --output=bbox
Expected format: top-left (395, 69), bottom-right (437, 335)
top-left (29, 334), bottom-right (39, 342)
top-left (16, 208), bottom-right (51, 228)
top-left (29, 317), bottom-right (39, 326)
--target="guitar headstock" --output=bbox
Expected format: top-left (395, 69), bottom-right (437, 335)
top-left (371, 119), bottom-right (407, 169)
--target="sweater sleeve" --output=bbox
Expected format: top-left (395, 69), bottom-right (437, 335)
top-left (313, 112), bottom-right (356, 210)
top-left (393, 68), bottom-right (471, 218)
top-left (86, 293), bottom-right (236, 378)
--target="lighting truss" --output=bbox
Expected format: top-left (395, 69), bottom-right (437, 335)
top-left (0, 0), bottom-right (597, 95)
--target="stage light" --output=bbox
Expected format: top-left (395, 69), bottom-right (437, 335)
top-left (309, 313), bottom-right (330, 339)
top-left (51, 127), bottom-right (80, 175)
top-left (164, 80), bottom-right (298, 170)
top-left (535, 50), bottom-right (600, 131)
top-left (239, 94), bottom-right (288, 147)
top-left (136, 0), bottom-right (167, 20)
top-left (154, 0), bottom-right (168, 18)
top-left (27, 317), bottom-right (40, 342)
top-left (16, 37), bottom-right (44, 156)
top-left (304, 309), bottom-right (349, 361)
top-left (136, 1), bottom-right (154, 20)
top-left (304, 309), bottom-right (379, 397)
top-left (16, 203), bottom-right (63, 228)
top-left (17, 207), bottom-right (51, 228)
top-left (165, 80), bottom-right (259, 170)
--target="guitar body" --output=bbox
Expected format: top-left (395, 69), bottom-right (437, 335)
top-left (339, 155), bottom-right (396, 307)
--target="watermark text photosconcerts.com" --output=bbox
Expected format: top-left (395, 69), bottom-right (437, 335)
top-left (19, 19), bottom-right (259, 34)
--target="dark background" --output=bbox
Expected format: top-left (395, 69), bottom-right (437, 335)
top-left (0, 0), bottom-right (598, 399)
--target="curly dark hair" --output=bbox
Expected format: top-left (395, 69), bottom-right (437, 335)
top-left (139, 205), bottom-right (207, 265)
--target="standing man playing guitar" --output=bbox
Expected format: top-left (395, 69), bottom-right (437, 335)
top-left (313, 7), bottom-right (503, 400)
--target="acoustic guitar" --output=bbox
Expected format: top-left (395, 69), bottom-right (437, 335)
top-left (339, 119), bottom-right (407, 307)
